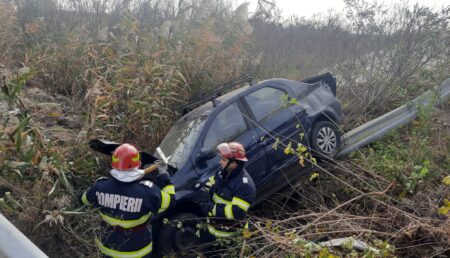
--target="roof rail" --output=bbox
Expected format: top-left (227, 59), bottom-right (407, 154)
top-left (181, 71), bottom-right (257, 115)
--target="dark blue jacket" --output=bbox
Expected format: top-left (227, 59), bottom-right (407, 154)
top-left (81, 172), bottom-right (175, 257)
top-left (206, 165), bottom-right (256, 237)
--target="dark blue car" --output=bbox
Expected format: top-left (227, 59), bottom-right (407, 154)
top-left (151, 73), bottom-right (344, 253)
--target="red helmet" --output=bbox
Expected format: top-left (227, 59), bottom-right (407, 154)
top-left (217, 142), bottom-right (248, 162)
top-left (111, 143), bottom-right (141, 170)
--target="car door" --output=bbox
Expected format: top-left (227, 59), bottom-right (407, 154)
top-left (242, 86), bottom-right (308, 176)
top-left (195, 102), bottom-right (270, 186)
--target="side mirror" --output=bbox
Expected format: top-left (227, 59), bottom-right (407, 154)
top-left (196, 147), bottom-right (215, 163)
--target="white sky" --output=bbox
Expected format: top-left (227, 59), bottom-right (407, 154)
top-left (237, 0), bottom-right (450, 19)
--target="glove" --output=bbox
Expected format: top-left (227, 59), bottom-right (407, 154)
top-left (197, 187), bottom-right (211, 203)
top-left (158, 162), bottom-right (168, 174)
top-left (142, 162), bottom-right (168, 184)
top-left (153, 170), bottom-right (171, 188)
top-left (199, 201), bottom-right (214, 216)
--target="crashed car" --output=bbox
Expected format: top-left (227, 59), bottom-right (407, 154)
top-left (90, 72), bottom-right (343, 254)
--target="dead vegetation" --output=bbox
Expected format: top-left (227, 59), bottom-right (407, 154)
top-left (0, 0), bottom-right (449, 257)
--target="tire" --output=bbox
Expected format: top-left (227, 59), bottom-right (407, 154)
top-left (157, 212), bottom-right (201, 255)
top-left (310, 120), bottom-right (341, 158)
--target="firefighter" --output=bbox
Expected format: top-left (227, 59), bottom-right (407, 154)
top-left (199, 142), bottom-right (256, 239)
top-left (80, 143), bottom-right (175, 258)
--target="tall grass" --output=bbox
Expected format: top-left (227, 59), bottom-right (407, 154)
top-left (9, 0), bottom-right (254, 150)
top-left (2, 0), bottom-right (255, 256)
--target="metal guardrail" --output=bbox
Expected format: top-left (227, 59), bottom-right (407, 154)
top-left (336, 78), bottom-right (450, 158)
top-left (0, 213), bottom-right (48, 258)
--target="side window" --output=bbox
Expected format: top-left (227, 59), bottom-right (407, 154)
top-left (244, 87), bottom-right (286, 121)
top-left (203, 103), bottom-right (247, 149)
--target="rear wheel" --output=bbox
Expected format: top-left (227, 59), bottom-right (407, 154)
top-left (158, 212), bottom-right (201, 255)
top-left (310, 120), bottom-right (341, 158)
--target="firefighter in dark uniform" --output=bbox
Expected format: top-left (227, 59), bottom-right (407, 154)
top-left (200, 142), bottom-right (256, 239)
top-left (80, 143), bottom-right (175, 258)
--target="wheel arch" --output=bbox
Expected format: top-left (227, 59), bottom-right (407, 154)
top-left (308, 111), bottom-right (340, 137)
top-left (313, 110), bottom-right (339, 125)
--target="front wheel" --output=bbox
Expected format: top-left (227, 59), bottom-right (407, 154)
top-left (310, 120), bottom-right (341, 158)
top-left (157, 212), bottom-right (201, 255)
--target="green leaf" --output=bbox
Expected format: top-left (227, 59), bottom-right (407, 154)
top-left (0, 198), bottom-right (13, 211)
top-left (10, 117), bottom-right (30, 137)
top-left (309, 172), bottom-right (319, 181)
top-left (15, 130), bottom-right (22, 151)
top-left (5, 192), bottom-right (22, 209)
top-left (280, 94), bottom-right (289, 107)
top-left (48, 180), bottom-right (59, 197)
top-left (418, 166), bottom-right (429, 178)
top-left (59, 170), bottom-right (75, 197)
top-left (289, 98), bottom-right (298, 105)
top-left (299, 132), bottom-right (304, 139)
top-left (22, 146), bottom-right (36, 162)
top-left (272, 138), bottom-right (280, 150)
top-left (284, 142), bottom-right (294, 155)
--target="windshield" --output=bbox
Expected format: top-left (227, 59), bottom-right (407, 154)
top-left (155, 116), bottom-right (207, 169)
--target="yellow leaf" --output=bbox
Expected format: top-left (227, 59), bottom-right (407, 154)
top-left (399, 191), bottom-right (407, 199)
top-left (438, 206), bottom-right (449, 215)
top-left (311, 157), bottom-right (317, 165)
top-left (48, 112), bottom-right (62, 117)
top-left (411, 120), bottom-right (421, 127)
top-left (284, 142), bottom-right (293, 155)
top-left (95, 96), bottom-right (107, 107)
top-left (243, 228), bottom-right (252, 239)
top-left (265, 220), bottom-right (272, 230)
top-left (443, 176), bottom-right (450, 185)
top-left (297, 143), bottom-right (307, 153)
top-left (310, 172), bottom-right (319, 181)
top-left (299, 157), bottom-right (305, 167)
top-left (32, 150), bottom-right (41, 166)
top-left (443, 199), bottom-right (450, 207)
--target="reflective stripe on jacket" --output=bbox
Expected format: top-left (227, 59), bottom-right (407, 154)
top-left (207, 166), bottom-right (255, 237)
top-left (81, 174), bottom-right (175, 255)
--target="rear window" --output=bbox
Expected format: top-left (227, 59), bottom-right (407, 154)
top-left (244, 87), bottom-right (286, 121)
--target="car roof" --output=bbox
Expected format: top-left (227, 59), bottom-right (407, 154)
top-left (179, 85), bottom-right (250, 121)
top-left (180, 78), bottom-right (310, 121)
